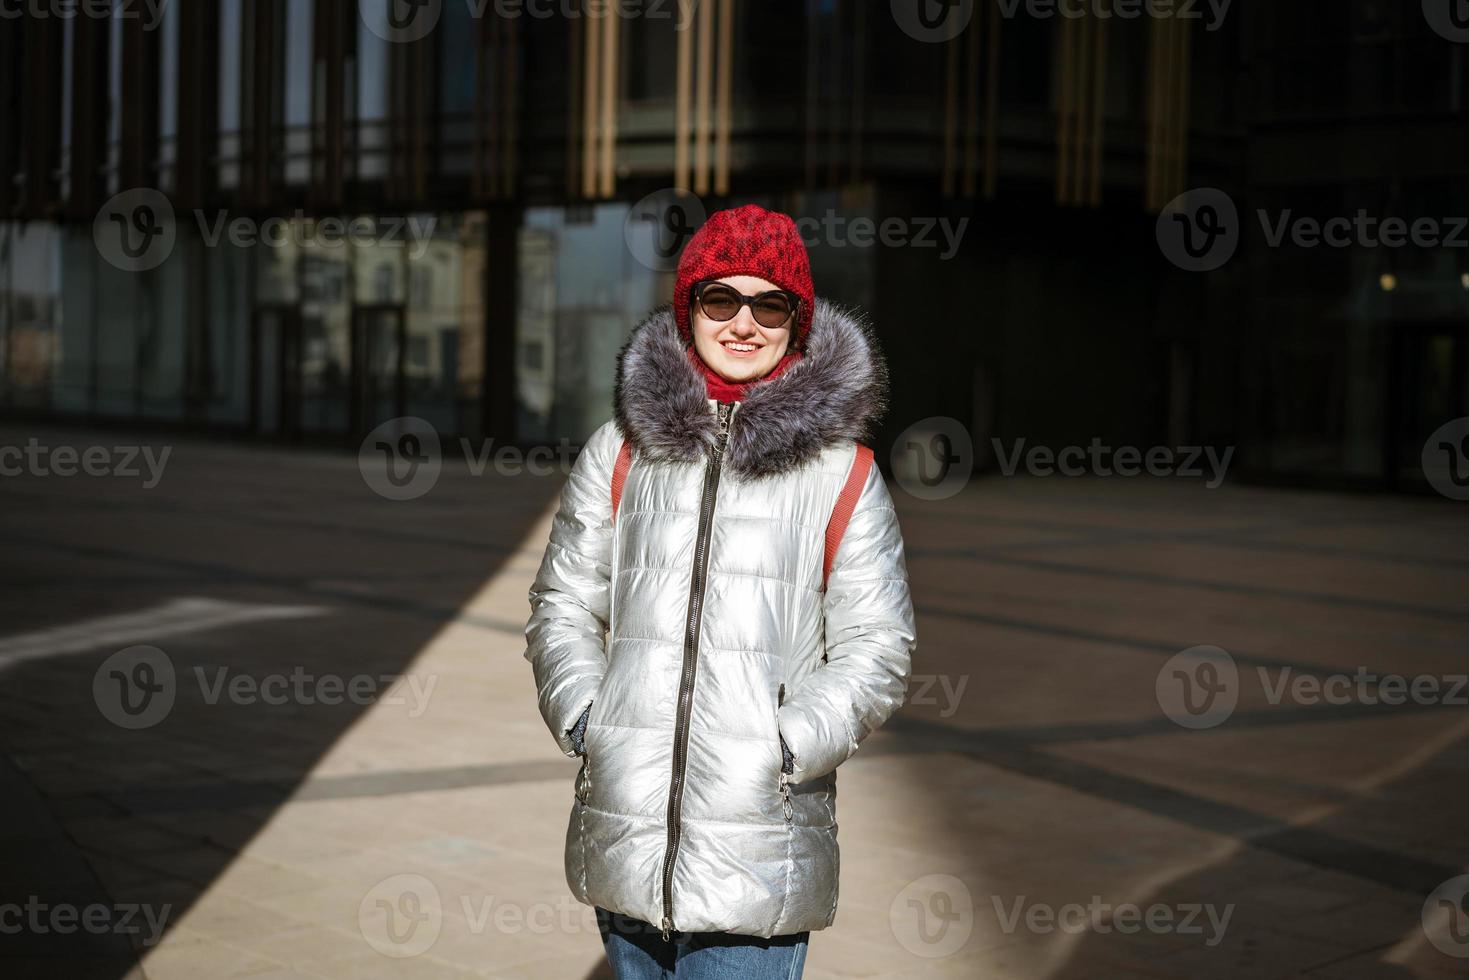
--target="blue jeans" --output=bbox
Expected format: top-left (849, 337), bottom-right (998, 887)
top-left (596, 907), bottom-right (809, 979)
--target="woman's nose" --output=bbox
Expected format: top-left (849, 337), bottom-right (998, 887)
top-left (729, 309), bottom-right (759, 335)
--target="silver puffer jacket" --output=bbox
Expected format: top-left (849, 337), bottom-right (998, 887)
top-left (524, 299), bottom-right (916, 938)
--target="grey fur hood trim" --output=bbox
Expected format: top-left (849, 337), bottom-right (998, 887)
top-left (613, 299), bottom-right (889, 478)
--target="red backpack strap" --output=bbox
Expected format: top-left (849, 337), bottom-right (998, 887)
top-left (823, 444), bottom-right (875, 589)
top-left (610, 439), bottom-right (634, 521)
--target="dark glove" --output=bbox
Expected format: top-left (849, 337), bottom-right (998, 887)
top-left (568, 703), bottom-right (592, 756)
top-left (779, 734), bottom-right (794, 776)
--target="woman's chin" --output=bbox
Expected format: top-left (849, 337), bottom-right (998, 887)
top-left (711, 357), bottom-right (766, 382)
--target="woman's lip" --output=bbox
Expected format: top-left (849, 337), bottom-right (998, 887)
top-left (721, 341), bottom-right (763, 357)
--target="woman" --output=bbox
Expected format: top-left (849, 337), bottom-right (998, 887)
top-left (525, 204), bottom-right (917, 978)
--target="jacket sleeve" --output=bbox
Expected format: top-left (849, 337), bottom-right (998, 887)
top-left (778, 461), bottom-right (916, 784)
top-left (524, 419), bottom-right (622, 757)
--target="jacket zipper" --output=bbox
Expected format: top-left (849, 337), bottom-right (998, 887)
top-left (659, 400), bottom-right (735, 941)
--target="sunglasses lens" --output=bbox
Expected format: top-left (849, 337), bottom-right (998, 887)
top-left (699, 285), bottom-right (741, 321)
top-left (753, 294), bottom-right (793, 328)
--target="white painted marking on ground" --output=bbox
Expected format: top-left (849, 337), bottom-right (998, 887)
top-left (0, 597), bottom-right (327, 669)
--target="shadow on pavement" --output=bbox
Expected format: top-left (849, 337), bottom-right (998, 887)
top-left (0, 425), bottom-right (559, 978)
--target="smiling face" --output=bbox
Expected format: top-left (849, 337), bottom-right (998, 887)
top-left (690, 275), bottom-right (794, 384)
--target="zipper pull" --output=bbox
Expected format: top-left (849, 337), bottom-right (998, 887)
top-left (779, 771), bottom-right (793, 822)
top-left (713, 403), bottom-right (734, 458)
top-left (660, 916), bottom-right (673, 941)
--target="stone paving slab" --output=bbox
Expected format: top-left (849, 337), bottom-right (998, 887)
top-left (1, 425), bottom-right (1468, 977)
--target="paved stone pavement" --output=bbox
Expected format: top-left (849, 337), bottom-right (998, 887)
top-left (1, 422), bottom-right (1467, 979)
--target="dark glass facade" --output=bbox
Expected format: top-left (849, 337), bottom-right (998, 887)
top-left (0, 1), bottom-right (1466, 490)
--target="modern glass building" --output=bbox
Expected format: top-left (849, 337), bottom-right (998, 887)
top-left (1, 1), bottom-right (1466, 490)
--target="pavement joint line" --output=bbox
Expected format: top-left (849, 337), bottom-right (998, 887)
top-left (63, 693), bottom-right (1455, 811)
top-left (941, 524), bottom-right (1469, 573)
top-left (888, 713), bottom-right (1468, 901)
top-left (0, 531), bottom-right (528, 637)
top-left (913, 551), bottom-right (1469, 623)
top-left (0, 482), bottom-right (543, 561)
top-left (915, 604), bottom-right (1370, 677)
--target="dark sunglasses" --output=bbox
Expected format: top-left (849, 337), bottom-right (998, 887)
top-left (692, 280), bottom-right (799, 330)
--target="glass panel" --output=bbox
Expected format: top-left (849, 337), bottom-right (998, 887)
top-left (139, 237), bottom-right (187, 420)
top-left (284, 0), bottom-right (315, 185)
top-left (516, 204), bottom-right (660, 445)
top-left (95, 258), bottom-right (139, 417)
top-left (256, 233), bottom-right (300, 305)
top-left (219, 0), bottom-right (243, 188)
top-left (157, 0), bottom-right (180, 192)
top-left (3, 224), bottom-right (65, 411)
top-left (352, 223), bottom-right (405, 305)
top-left (107, 9), bottom-right (123, 194)
top-left (438, 1), bottom-right (476, 172)
top-left (298, 221), bottom-right (351, 434)
top-left (255, 309), bottom-right (284, 434)
top-left (60, 18), bottom-right (74, 201)
top-left (354, 307), bottom-right (400, 431)
top-left (207, 240), bottom-right (251, 425)
top-left (356, 11), bottom-right (389, 180)
top-left (405, 213), bottom-right (482, 435)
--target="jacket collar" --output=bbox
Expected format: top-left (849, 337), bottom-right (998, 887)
top-left (613, 299), bottom-right (890, 478)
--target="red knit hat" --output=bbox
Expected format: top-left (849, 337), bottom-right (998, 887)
top-left (674, 204), bottom-right (815, 348)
